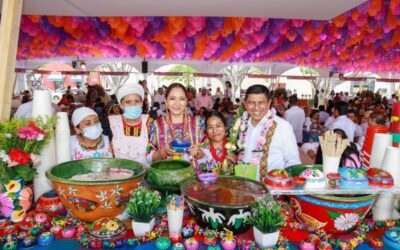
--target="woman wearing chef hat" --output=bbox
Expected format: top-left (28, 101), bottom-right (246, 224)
top-left (71, 107), bottom-right (113, 160)
top-left (108, 84), bottom-right (151, 166)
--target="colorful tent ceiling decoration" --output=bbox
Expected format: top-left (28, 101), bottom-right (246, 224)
top-left (17, 0), bottom-right (400, 73)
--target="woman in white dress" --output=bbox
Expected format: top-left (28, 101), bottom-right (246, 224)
top-left (70, 107), bottom-right (113, 160)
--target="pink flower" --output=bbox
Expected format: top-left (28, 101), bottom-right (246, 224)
top-left (257, 137), bottom-right (266, 145)
top-left (0, 193), bottom-right (14, 218)
top-left (17, 126), bottom-right (39, 140)
top-left (74, 152), bottom-right (83, 160)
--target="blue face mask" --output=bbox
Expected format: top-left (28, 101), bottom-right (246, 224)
top-left (82, 123), bottom-right (103, 140)
top-left (123, 105), bottom-right (142, 119)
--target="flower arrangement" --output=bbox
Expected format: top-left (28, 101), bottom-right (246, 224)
top-left (225, 106), bottom-right (244, 154)
top-left (127, 188), bottom-right (162, 223)
top-left (248, 195), bottom-right (284, 234)
top-left (0, 117), bottom-right (57, 183)
top-left (198, 159), bottom-right (218, 174)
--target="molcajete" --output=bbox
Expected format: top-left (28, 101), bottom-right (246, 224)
top-left (181, 176), bottom-right (267, 234)
top-left (46, 158), bottom-right (146, 222)
top-left (147, 160), bottom-right (194, 192)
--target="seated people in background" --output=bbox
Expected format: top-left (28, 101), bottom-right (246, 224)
top-left (329, 101), bottom-right (356, 142)
top-left (70, 107), bottom-right (113, 160)
top-left (315, 128), bottom-right (361, 168)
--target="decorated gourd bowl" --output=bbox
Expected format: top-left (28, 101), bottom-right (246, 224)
top-left (46, 158), bottom-right (146, 222)
top-left (146, 160), bottom-right (194, 192)
top-left (181, 176), bottom-right (267, 234)
top-left (286, 164), bottom-right (376, 234)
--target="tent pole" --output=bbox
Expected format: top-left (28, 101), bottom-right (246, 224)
top-left (0, 0), bottom-right (23, 120)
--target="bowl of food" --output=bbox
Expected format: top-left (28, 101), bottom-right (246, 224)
top-left (146, 160), bottom-right (195, 192)
top-left (46, 158), bottom-right (146, 222)
top-left (181, 176), bottom-right (267, 234)
top-left (286, 164), bottom-right (376, 234)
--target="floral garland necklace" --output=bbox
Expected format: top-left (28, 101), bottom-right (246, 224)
top-left (237, 110), bottom-right (274, 165)
top-left (210, 139), bottom-right (227, 163)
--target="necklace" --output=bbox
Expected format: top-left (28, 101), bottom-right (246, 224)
top-left (78, 135), bottom-right (103, 150)
top-left (210, 139), bottom-right (227, 162)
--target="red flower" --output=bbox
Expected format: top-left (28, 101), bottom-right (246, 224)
top-left (9, 148), bottom-right (31, 165)
top-left (28, 121), bottom-right (48, 137)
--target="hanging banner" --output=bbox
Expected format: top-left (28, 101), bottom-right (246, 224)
top-left (286, 75), bottom-right (316, 80)
top-left (193, 73), bottom-right (223, 78)
top-left (376, 78), bottom-right (400, 83)
top-left (247, 74), bottom-right (278, 79)
top-left (99, 71), bottom-right (130, 76)
top-left (61, 71), bottom-right (90, 75)
top-left (154, 72), bottom-right (184, 76)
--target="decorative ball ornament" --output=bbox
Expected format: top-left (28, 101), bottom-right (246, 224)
top-left (155, 237), bottom-right (171, 250)
top-left (184, 237), bottom-right (200, 250)
top-left (38, 232), bottom-right (55, 246)
top-left (22, 236), bottom-right (36, 248)
top-left (173, 243), bottom-right (185, 250)
top-left (182, 226), bottom-right (194, 238)
top-left (221, 236), bottom-right (237, 250)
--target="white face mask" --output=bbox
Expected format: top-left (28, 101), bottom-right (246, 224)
top-left (82, 123), bottom-right (103, 140)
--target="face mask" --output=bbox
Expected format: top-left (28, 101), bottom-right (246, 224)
top-left (123, 105), bottom-right (142, 119)
top-left (82, 123), bottom-right (103, 140)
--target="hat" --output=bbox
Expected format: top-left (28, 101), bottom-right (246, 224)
top-left (116, 84), bottom-right (144, 104)
top-left (72, 107), bottom-right (98, 127)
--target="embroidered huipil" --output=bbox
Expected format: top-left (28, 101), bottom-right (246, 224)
top-left (70, 135), bottom-right (113, 160)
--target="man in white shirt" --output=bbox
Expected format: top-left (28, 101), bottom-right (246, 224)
top-left (318, 105), bottom-right (329, 124)
top-left (153, 87), bottom-right (166, 111)
top-left (347, 109), bottom-right (362, 143)
top-left (241, 85), bottom-right (301, 181)
top-left (329, 101), bottom-right (356, 142)
top-left (284, 95), bottom-right (305, 144)
top-left (14, 100), bottom-right (57, 120)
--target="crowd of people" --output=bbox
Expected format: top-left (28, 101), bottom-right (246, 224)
top-left (11, 81), bottom-right (399, 180)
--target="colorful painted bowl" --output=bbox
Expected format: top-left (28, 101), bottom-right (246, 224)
top-left (263, 169), bottom-right (293, 189)
top-left (146, 160), bottom-right (195, 192)
top-left (171, 140), bottom-right (191, 153)
top-left (339, 167), bottom-right (368, 189)
top-left (88, 217), bottom-right (126, 239)
top-left (293, 177), bottom-right (306, 187)
top-left (46, 158), bottom-right (146, 222)
top-left (287, 164), bottom-right (377, 234)
top-left (181, 176), bottom-right (267, 234)
top-left (366, 168), bottom-right (394, 187)
top-left (36, 190), bottom-right (67, 217)
top-left (383, 227), bottom-right (400, 250)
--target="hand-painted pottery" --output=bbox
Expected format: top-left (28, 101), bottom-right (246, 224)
top-left (339, 167), bottom-right (368, 189)
top-left (263, 169), bottom-right (293, 189)
top-left (22, 236), bottom-right (36, 248)
top-left (88, 217), bottom-right (126, 239)
top-left (156, 237), bottom-right (171, 250)
top-left (367, 237), bottom-right (383, 249)
top-left (173, 243), bottom-right (185, 250)
top-left (203, 230), bottom-right (218, 245)
top-left (317, 241), bottom-right (333, 250)
top-left (184, 237), bottom-right (199, 250)
top-left (207, 245), bottom-right (222, 250)
top-left (36, 190), bottom-right (67, 217)
top-left (171, 140), bottom-right (191, 152)
top-left (61, 225), bottom-right (76, 239)
top-left (146, 160), bottom-right (194, 191)
top-left (365, 168), bottom-right (394, 187)
top-left (182, 226), bottom-right (194, 238)
top-left (2, 241), bottom-right (17, 250)
top-left (220, 236), bottom-right (237, 250)
top-left (300, 240), bottom-right (315, 250)
top-left (198, 173), bottom-right (218, 183)
top-left (383, 227), bottom-right (400, 250)
top-left (300, 168), bottom-right (325, 189)
top-left (181, 176), bottom-right (267, 233)
top-left (327, 173), bottom-right (340, 188)
top-left (169, 232), bottom-right (182, 244)
top-left (46, 158), bottom-right (146, 222)
top-left (293, 177), bottom-right (306, 187)
top-left (38, 232), bottom-right (55, 246)
top-left (287, 165), bottom-right (376, 234)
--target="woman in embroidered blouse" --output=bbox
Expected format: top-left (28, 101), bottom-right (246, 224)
top-left (108, 84), bottom-right (152, 166)
top-left (205, 111), bottom-right (237, 175)
top-left (70, 107), bottom-right (113, 160)
top-left (147, 83), bottom-right (208, 163)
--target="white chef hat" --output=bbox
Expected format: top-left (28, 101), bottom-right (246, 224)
top-left (71, 107), bottom-right (98, 127)
top-left (116, 84), bottom-right (144, 104)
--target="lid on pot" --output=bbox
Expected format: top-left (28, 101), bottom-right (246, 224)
top-left (88, 217), bottom-right (126, 239)
top-left (264, 169), bottom-right (293, 188)
top-left (366, 168), bottom-right (394, 187)
top-left (384, 227), bottom-right (400, 245)
top-left (181, 176), bottom-right (267, 207)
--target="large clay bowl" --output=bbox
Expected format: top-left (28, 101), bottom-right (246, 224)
top-left (286, 164), bottom-right (376, 234)
top-left (46, 158), bottom-right (146, 222)
top-left (181, 176), bottom-right (267, 234)
top-left (146, 160), bottom-right (194, 192)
